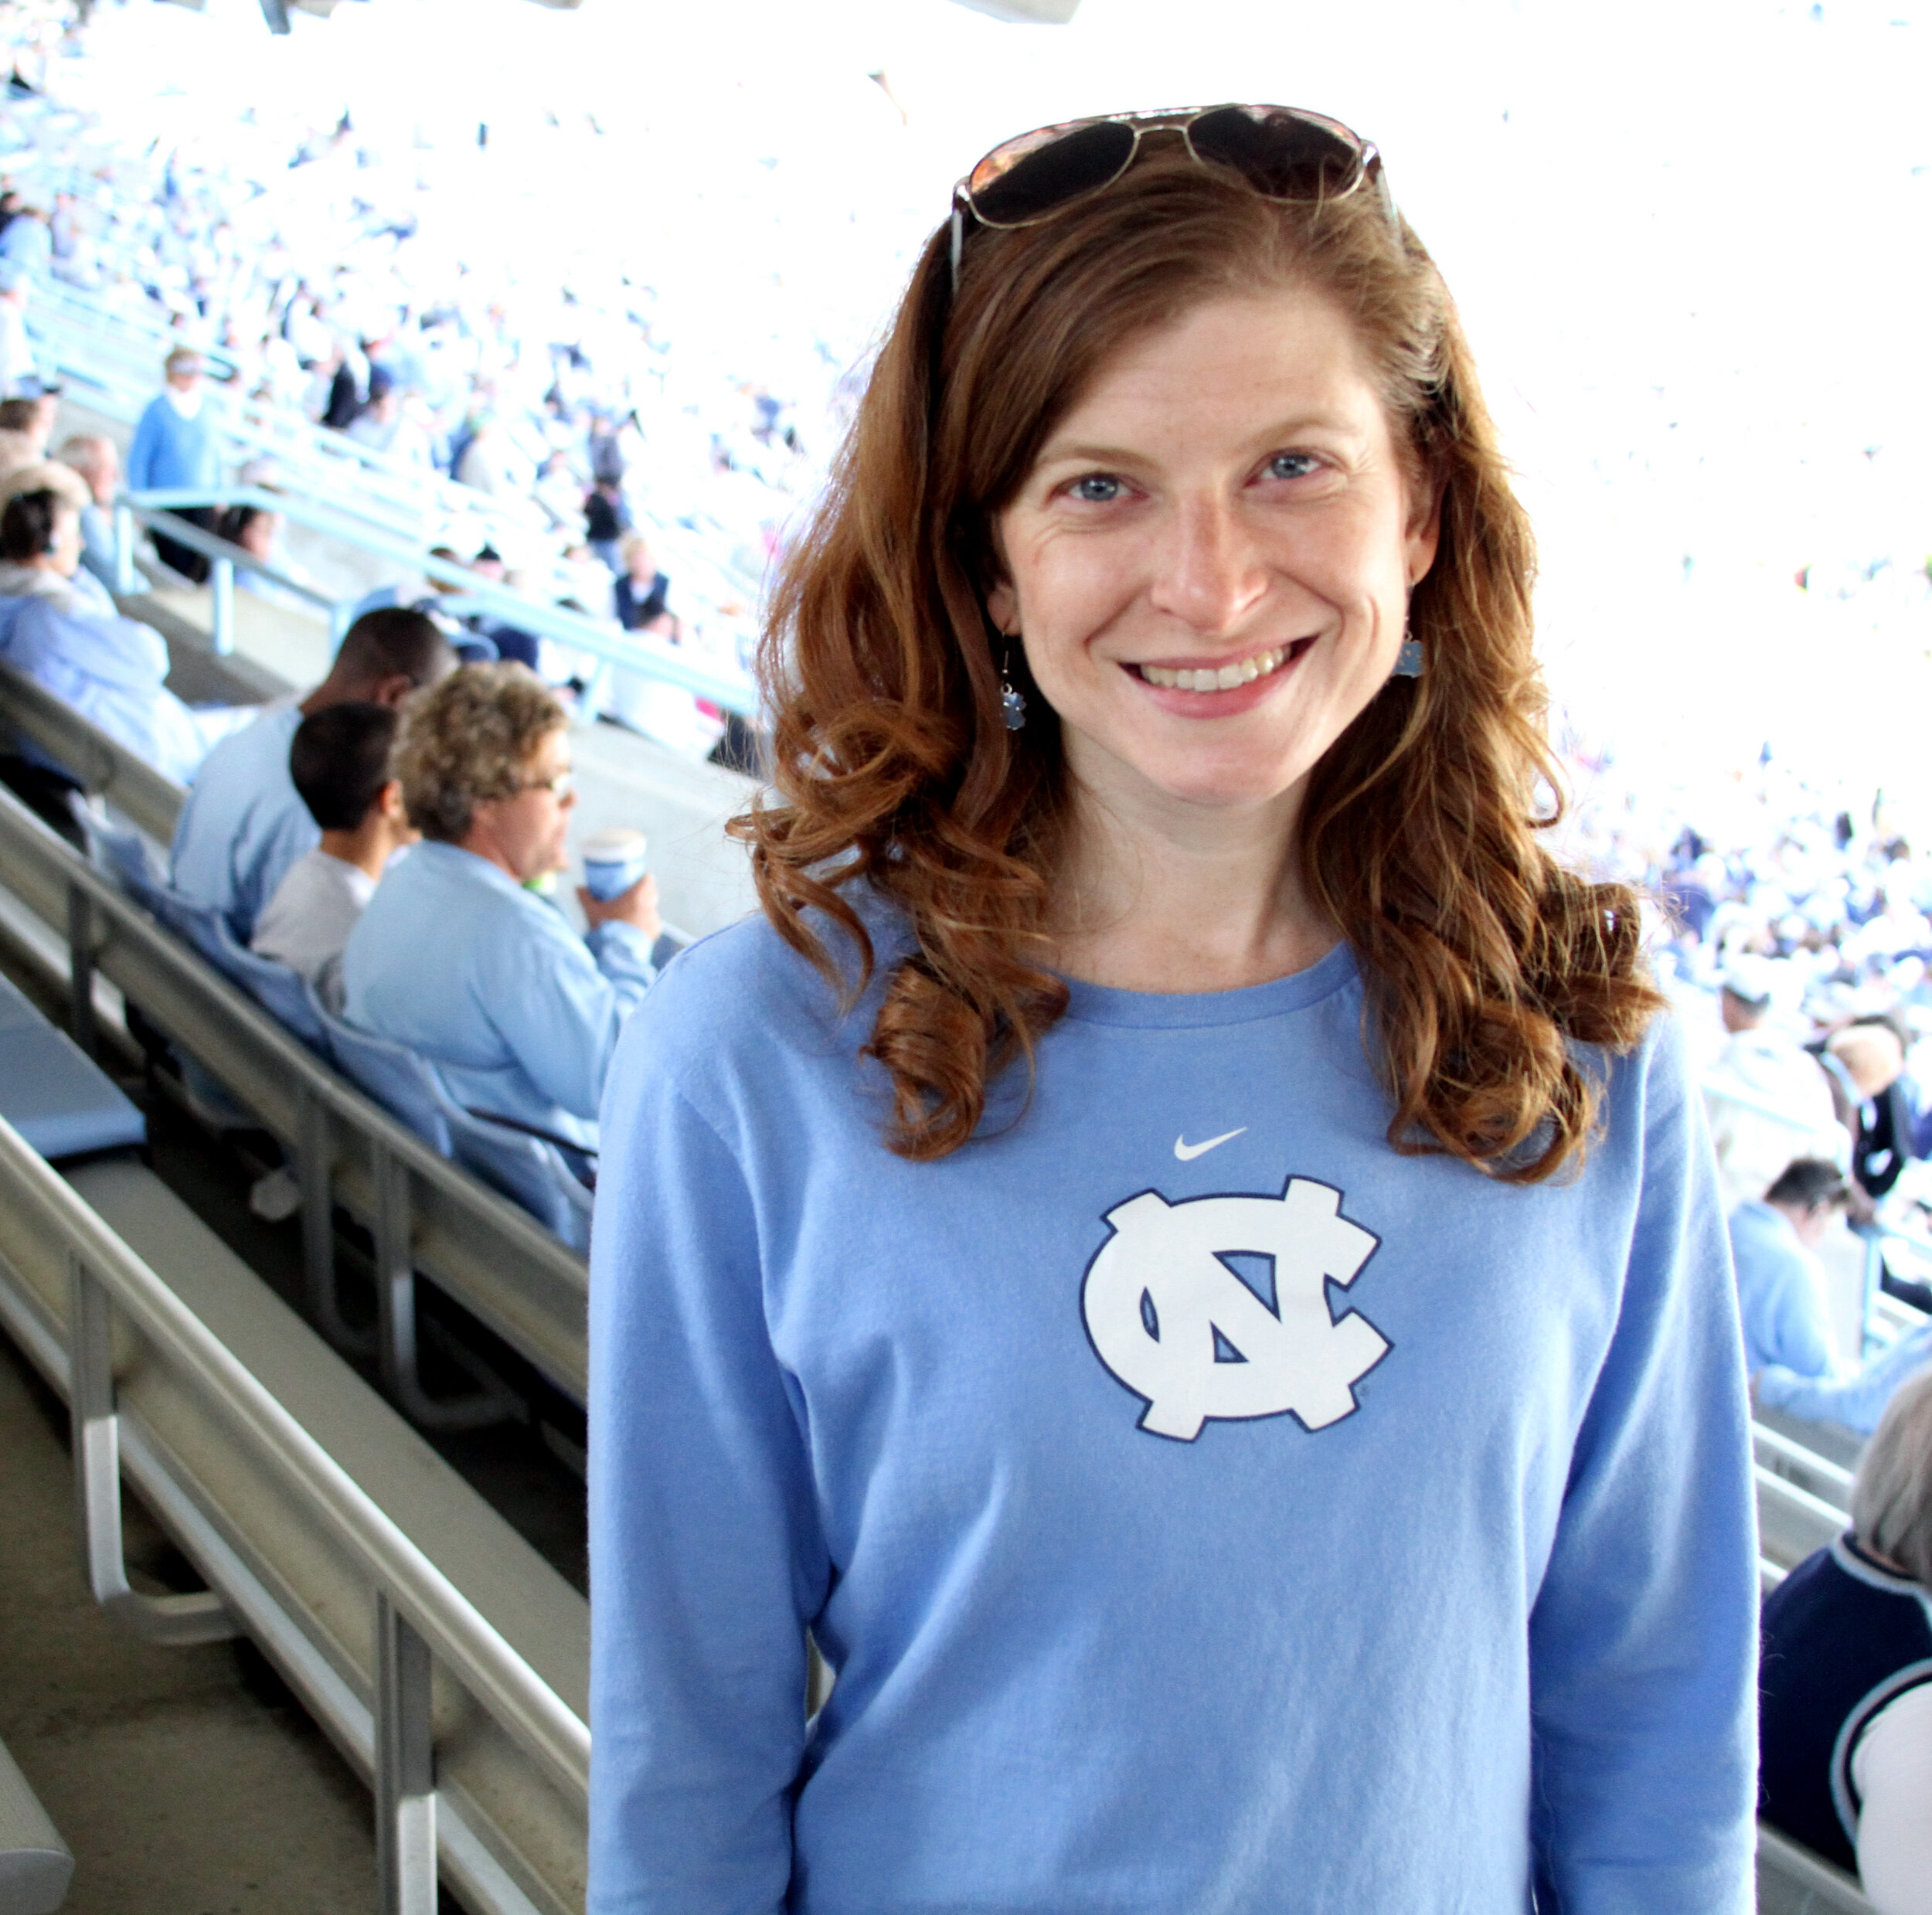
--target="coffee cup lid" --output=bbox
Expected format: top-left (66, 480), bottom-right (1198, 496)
top-left (582, 828), bottom-right (648, 859)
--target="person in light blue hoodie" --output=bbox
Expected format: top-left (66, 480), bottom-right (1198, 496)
top-left (588, 110), bottom-right (1758, 1914)
top-left (342, 663), bottom-right (658, 1154)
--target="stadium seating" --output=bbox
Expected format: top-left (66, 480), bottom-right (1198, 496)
top-left (0, 1111), bottom-right (587, 1915)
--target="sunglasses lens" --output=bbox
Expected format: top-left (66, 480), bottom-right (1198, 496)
top-left (1186, 105), bottom-right (1363, 200)
top-left (968, 119), bottom-right (1138, 226)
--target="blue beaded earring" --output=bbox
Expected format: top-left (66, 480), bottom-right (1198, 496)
top-left (1000, 639), bottom-right (1027, 731)
top-left (1393, 636), bottom-right (1423, 679)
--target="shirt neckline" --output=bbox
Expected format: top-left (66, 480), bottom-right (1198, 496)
top-left (1058, 939), bottom-right (1358, 1029)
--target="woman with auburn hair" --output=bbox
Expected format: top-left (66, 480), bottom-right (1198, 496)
top-left (590, 107), bottom-right (1755, 1912)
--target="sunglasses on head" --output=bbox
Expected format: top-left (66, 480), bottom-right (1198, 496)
top-left (948, 104), bottom-right (1394, 292)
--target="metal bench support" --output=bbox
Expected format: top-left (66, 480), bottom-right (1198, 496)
top-left (67, 1253), bottom-right (239, 1645)
top-left (66, 883), bottom-right (96, 1061)
top-left (369, 1138), bottom-right (519, 1433)
top-left (375, 1590), bottom-right (439, 1915)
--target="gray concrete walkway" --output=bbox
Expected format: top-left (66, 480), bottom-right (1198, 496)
top-left (0, 1332), bottom-right (379, 1913)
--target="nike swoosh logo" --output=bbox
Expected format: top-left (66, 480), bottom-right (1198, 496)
top-left (1174, 1128), bottom-right (1247, 1162)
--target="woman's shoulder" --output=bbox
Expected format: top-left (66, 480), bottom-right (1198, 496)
top-left (614, 901), bottom-right (891, 1109)
top-left (649, 906), bottom-right (877, 1046)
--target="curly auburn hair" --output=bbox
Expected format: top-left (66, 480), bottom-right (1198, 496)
top-left (733, 139), bottom-right (1662, 1182)
top-left (395, 662), bottom-right (563, 843)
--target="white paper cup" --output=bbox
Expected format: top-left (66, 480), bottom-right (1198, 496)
top-left (581, 827), bottom-right (650, 901)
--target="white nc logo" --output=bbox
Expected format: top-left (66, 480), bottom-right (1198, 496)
top-left (1081, 1178), bottom-right (1387, 1442)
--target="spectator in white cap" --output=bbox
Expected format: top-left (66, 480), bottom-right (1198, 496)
top-left (1703, 953), bottom-right (1844, 1210)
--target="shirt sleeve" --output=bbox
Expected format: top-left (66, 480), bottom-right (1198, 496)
top-left (481, 910), bottom-right (654, 1124)
top-left (1527, 1022), bottom-right (1759, 1914)
top-left (125, 401), bottom-right (159, 492)
top-left (1766, 1246), bottom-right (1836, 1379)
top-left (1755, 1321), bottom-right (1932, 1436)
top-left (1852, 1679), bottom-right (1932, 1915)
top-left (588, 1015), bottom-right (828, 1914)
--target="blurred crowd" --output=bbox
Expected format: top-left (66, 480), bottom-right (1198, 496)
top-left (0, 43), bottom-right (835, 763)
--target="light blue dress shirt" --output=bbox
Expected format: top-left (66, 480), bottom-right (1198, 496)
top-left (169, 701), bottom-right (313, 941)
top-left (1729, 1200), bottom-right (1835, 1377)
top-left (2, 587), bottom-right (237, 785)
top-left (1734, 1199), bottom-right (1932, 1433)
top-left (342, 840), bottom-right (655, 1151)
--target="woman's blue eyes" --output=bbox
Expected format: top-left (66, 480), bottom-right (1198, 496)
top-left (1265, 452), bottom-right (1321, 481)
top-left (1063, 454), bottom-right (1318, 502)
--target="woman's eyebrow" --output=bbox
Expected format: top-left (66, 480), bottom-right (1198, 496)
top-left (1034, 416), bottom-right (1366, 468)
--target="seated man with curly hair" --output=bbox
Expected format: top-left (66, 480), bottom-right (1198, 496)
top-left (340, 663), bottom-right (662, 1153)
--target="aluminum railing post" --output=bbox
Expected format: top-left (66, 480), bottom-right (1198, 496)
top-left (372, 1139), bottom-right (419, 1407)
top-left (374, 1590), bottom-right (438, 1915)
top-left (210, 554), bottom-right (235, 655)
top-left (112, 502), bottom-right (137, 594)
top-left (577, 660), bottom-right (610, 726)
top-left (66, 1253), bottom-right (237, 1645)
top-left (66, 883), bottom-right (96, 1060)
top-left (369, 1139), bottom-right (517, 1432)
top-left (296, 1087), bottom-right (373, 1355)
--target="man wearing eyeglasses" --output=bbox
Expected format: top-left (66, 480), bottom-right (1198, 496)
top-left (342, 664), bottom-right (662, 1173)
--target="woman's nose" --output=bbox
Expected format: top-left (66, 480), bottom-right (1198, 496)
top-left (1146, 496), bottom-right (1269, 635)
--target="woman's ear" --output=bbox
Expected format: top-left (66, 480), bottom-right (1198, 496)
top-left (1405, 486), bottom-right (1443, 587)
top-left (985, 576), bottom-right (1018, 636)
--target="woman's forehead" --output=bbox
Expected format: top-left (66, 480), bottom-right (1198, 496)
top-left (1043, 290), bottom-right (1386, 447)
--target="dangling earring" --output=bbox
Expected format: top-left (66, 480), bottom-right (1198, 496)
top-left (999, 638), bottom-right (1027, 731)
top-left (1393, 635), bottom-right (1423, 679)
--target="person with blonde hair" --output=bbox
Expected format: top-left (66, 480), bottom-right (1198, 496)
top-left (341, 662), bottom-right (661, 1153)
top-left (588, 106), bottom-right (1755, 1910)
top-left (1761, 1366), bottom-right (1932, 1911)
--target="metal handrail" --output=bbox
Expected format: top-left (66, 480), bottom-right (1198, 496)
top-left (121, 484), bottom-right (760, 716)
top-left (0, 664), bottom-right (182, 845)
top-left (29, 285), bottom-right (539, 548)
top-left (34, 278), bottom-right (768, 714)
top-left (0, 770), bottom-right (593, 1406)
top-left (111, 499), bottom-right (346, 653)
top-left (0, 1110), bottom-right (589, 1798)
top-left (1752, 1419), bottom-right (1855, 1498)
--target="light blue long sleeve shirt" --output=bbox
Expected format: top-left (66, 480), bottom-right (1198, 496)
top-left (125, 391), bottom-right (219, 493)
top-left (169, 701), bottom-right (313, 941)
top-left (2, 587), bottom-right (230, 784)
top-left (1730, 1200), bottom-right (1932, 1434)
top-left (341, 840), bottom-right (654, 1151)
top-left (0, 215), bottom-right (51, 282)
top-left (1729, 1199), bottom-right (1835, 1376)
top-left (1756, 1320), bottom-right (1932, 1435)
top-left (587, 917), bottom-right (1759, 1915)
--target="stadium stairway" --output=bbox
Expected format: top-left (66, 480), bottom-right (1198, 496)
top-left (0, 999), bottom-right (587, 1913)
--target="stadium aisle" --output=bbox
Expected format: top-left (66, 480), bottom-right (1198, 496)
top-left (0, 1330), bottom-right (378, 1914)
